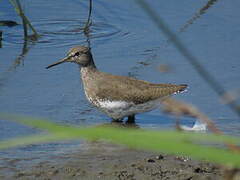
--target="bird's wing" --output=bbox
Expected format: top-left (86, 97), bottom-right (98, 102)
top-left (95, 73), bottom-right (187, 104)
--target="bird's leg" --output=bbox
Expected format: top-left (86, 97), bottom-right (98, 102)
top-left (126, 114), bottom-right (135, 124)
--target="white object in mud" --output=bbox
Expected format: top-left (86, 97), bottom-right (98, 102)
top-left (180, 120), bottom-right (207, 132)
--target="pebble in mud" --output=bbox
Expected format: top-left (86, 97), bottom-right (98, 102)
top-left (175, 156), bottom-right (189, 162)
top-left (98, 171), bottom-right (104, 175)
top-left (156, 155), bottom-right (164, 160)
top-left (15, 172), bottom-right (25, 178)
top-left (131, 163), bottom-right (136, 167)
top-left (147, 158), bottom-right (155, 163)
top-left (194, 167), bottom-right (205, 173)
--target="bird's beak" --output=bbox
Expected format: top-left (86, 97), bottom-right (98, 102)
top-left (46, 56), bottom-right (70, 69)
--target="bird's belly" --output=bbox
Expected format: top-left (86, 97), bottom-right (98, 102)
top-left (95, 99), bottom-right (161, 120)
top-left (84, 90), bottom-right (161, 119)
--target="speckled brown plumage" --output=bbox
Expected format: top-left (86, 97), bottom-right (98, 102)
top-left (81, 68), bottom-right (187, 105)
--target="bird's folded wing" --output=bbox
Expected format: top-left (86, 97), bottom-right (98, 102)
top-left (95, 74), bottom-right (187, 104)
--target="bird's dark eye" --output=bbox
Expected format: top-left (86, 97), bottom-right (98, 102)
top-left (74, 52), bottom-right (80, 56)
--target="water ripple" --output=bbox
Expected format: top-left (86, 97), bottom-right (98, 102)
top-left (4, 19), bottom-right (126, 48)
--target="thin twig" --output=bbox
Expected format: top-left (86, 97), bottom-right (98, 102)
top-left (9, 0), bottom-right (39, 40)
top-left (16, 0), bottom-right (28, 38)
top-left (22, 14), bottom-right (39, 37)
top-left (9, 0), bottom-right (28, 38)
top-left (15, 0), bottom-right (39, 38)
top-left (180, 0), bottom-right (218, 32)
top-left (83, 0), bottom-right (93, 34)
top-left (0, 30), bottom-right (2, 48)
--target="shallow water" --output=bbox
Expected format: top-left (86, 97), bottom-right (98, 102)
top-left (0, 0), bottom-right (239, 160)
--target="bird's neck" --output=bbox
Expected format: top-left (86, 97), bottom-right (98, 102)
top-left (80, 53), bottom-right (98, 79)
top-left (85, 52), bottom-right (97, 69)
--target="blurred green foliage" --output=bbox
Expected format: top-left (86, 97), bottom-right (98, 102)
top-left (0, 113), bottom-right (240, 168)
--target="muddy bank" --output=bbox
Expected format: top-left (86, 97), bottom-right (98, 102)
top-left (0, 141), bottom-right (226, 180)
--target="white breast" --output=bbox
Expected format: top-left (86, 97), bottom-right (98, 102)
top-left (98, 100), bottom-right (129, 109)
top-left (95, 99), bottom-right (161, 120)
top-left (83, 83), bottom-right (162, 120)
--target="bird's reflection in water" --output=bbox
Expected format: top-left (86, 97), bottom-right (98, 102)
top-left (97, 120), bottom-right (140, 129)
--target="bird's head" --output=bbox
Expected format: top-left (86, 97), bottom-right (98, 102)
top-left (46, 46), bottom-right (92, 69)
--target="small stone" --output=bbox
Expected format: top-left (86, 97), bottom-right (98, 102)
top-left (16, 172), bottom-right (25, 177)
top-left (175, 156), bottom-right (189, 162)
top-left (194, 167), bottom-right (204, 173)
top-left (75, 172), bottom-right (81, 176)
top-left (156, 155), bottom-right (164, 160)
top-left (131, 163), bottom-right (136, 167)
top-left (147, 158), bottom-right (155, 163)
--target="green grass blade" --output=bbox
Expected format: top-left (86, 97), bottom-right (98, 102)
top-left (1, 113), bottom-right (240, 167)
top-left (2, 113), bottom-right (239, 145)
